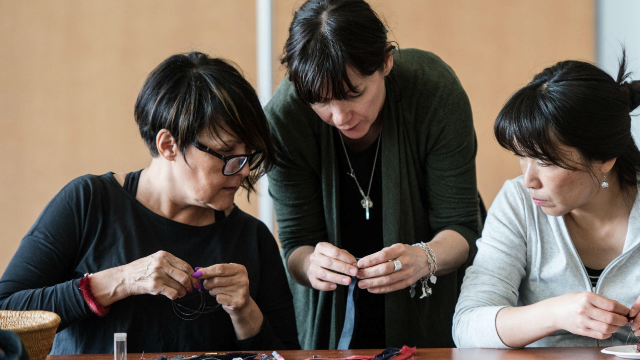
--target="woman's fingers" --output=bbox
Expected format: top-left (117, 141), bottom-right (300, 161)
top-left (356, 245), bottom-right (426, 294)
top-left (312, 262), bottom-right (353, 286)
top-left (152, 275), bottom-right (188, 299)
top-left (306, 243), bottom-right (359, 291)
top-left (124, 250), bottom-right (197, 297)
top-left (580, 327), bottom-right (614, 340)
top-left (315, 242), bottom-right (358, 275)
top-left (556, 293), bottom-right (629, 339)
top-left (308, 258), bottom-right (352, 287)
top-left (588, 306), bottom-right (629, 328)
top-left (213, 293), bottom-right (246, 311)
top-left (309, 276), bottom-right (341, 291)
top-left (165, 253), bottom-right (198, 288)
top-left (589, 294), bottom-right (629, 317)
top-left (582, 317), bottom-right (619, 337)
top-left (357, 260), bottom-right (397, 280)
top-left (196, 263), bottom-right (252, 315)
top-left (629, 294), bottom-right (640, 330)
top-left (310, 252), bottom-right (355, 282)
top-left (153, 251), bottom-right (195, 293)
top-left (164, 262), bottom-right (196, 292)
top-left (358, 271), bottom-right (413, 294)
top-left (357, 244), bottom-right (403, 269)
top-left (200, 264), bottom-right (249, 290)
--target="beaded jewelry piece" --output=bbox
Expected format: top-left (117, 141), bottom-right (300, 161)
top-left (410, 242), bottom-right (437, 299)
top-left (79, 273), bottom-right (110, 316)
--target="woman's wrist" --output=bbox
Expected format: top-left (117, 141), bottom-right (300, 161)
top-left (287, 246), bottom-right (314, 287)
top-left (88, 267), bottom-right (129, 307)
top-left (411, 243), bottom-right (432, 278)
top-left (78, 273), bottom-right (111, 316)
top-left (496, 300), bottom-right (560, 347)
top-left (228, 298), bottom-right (264, 340)
top-left (538, 297), bottom-right (561, 333)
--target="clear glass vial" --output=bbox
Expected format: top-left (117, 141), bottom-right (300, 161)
top-left (114, 333), bottom-right (127, 360)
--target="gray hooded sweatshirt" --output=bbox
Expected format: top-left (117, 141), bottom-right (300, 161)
top-left (453, 176), bottom-right (640, 348)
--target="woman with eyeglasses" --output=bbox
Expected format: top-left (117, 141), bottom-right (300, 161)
top-left (265, 0), bottom-right (481, 350)
top-left (0, 52), bottom-right (300, 353)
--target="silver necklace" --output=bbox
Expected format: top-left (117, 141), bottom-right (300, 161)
top-left (338, 130), bottom-right (381, 220)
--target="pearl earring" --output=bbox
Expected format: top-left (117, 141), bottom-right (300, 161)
top-left (601, 174), bottom-right (609, 189)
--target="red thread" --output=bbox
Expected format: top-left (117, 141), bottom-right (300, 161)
top-left (79, 274), bottom-right (110, 317)
top-left (304, 346), bottom-right (416, 360)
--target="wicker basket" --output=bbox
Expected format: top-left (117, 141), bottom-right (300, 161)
top-left (0, 310), bottom-right (60, 360)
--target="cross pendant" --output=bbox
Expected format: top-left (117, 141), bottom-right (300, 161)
top-left (360, 197), bottom-right (373, 220)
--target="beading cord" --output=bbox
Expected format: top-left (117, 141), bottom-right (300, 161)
top-left (624, 323), bottom-right (640, 346)
top-left (172, 287), bottom-right (221, 320)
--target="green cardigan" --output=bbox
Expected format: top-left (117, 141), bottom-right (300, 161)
top-left (265, 49), bottom-right (480, 350)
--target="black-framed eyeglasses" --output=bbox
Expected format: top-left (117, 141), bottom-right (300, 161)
top-left (192, 141), bottom-right (264, 176)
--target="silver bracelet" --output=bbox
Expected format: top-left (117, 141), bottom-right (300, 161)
top-left (424, 242), bottom-right (438, 283)
top-left (410, 242), bottom-right (438, 299)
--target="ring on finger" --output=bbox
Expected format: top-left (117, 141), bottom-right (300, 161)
top-left (393, 259), bottom-right (402, 272)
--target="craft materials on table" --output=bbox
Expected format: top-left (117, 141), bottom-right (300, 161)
top-left (601, 344), bottom-right (640, 358)
top-left (153, 352), bottom-right (275, 360)
top-left (148, 348), bottom-right (414, 360)
top-left (305, 346), bottom-right (416, 360)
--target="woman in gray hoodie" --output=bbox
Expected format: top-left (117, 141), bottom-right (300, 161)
top-left (453, 53), bottom-right (640, 348)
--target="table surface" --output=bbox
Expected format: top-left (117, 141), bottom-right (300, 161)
top-left (45, 347), bottom-right (632, 360)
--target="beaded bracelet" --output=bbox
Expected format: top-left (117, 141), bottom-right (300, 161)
top-left (79, 273), bottom-right (110, 317)
top-left (410, 242), bottom-right (438, 299)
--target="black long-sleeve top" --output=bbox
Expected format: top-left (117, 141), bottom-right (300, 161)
top-left (0, 171), bottom-right (300, 354)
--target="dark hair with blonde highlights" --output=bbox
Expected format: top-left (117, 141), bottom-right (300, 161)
top-left (495, 51), bottom-right (640, 193)
top-left (134, 51), bottom-right (274, 195)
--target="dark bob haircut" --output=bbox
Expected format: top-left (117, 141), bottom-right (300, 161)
top-left (281, 0), bottom-right (395, 104)
top-left (134, 51), bottom-right (274, 195)
top-left (495, 52), bottom-right (640, 192)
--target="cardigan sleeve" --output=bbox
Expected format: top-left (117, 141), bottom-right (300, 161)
top-left (452, 179), bottom-right (529, 348)
top-left (265, 80), bottom-right (330, 263)
top-left (418, 61), bottom-right (480, 247)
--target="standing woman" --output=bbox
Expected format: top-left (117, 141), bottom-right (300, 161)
top-left (266, 0), bottom-right (481, 350)
top-left (453, 56), bottom-right (640, 348)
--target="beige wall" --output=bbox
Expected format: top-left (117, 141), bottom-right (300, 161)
top-left (0, 0), bottom-right (261, 274)
top-left (0, 1), bottom-right (594, 275)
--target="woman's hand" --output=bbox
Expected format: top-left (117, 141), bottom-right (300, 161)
top-left (627, 294), bottom-right (640, 335)
top-left (549, 292), bottom-right (629, 339)
top-left (496, 292), bottom-right (629, 347)
top-left (307, 242), bottom-right (358, 291)
top-left (196, 264), bottom-right (264, 340)
top-left (356, 243), bottom-right (428, 294)
top-left (196, 263), bottom-right (252, 315)
top-left (91, 250), bottom-right (199, 306)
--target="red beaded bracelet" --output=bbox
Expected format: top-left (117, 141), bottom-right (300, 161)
top-left (79, 273), bottom-right (110, 317)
